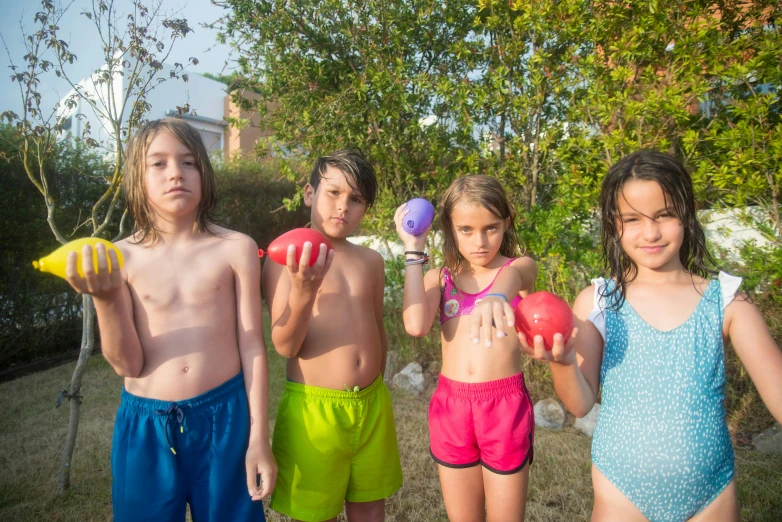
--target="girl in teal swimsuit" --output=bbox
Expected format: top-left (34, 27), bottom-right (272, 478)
top-left (471, 150), bottom-right (782, 521)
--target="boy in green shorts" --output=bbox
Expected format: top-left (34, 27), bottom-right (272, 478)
top-left (262, 149), bottom-right (403, 521)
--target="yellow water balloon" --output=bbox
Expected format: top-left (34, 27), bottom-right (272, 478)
top-left (32, 238), bottom-right (124, 280)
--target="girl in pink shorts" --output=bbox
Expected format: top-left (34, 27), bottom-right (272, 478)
top-left (394, 176), bottom-right (539, 521)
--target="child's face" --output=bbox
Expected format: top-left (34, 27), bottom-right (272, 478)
top-left (616, 179), bottom-right (685, 272)
top-left (450, 201), bottom-right (510, 268)
top-left (144, 131), bottom-right (202, 219)
top-left (304, 165), bottom-right (368, 239)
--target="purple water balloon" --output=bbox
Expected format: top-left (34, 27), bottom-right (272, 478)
top-left (402, 198), bottom-right (435, 235)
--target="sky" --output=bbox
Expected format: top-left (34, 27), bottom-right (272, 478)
top-left (0, 0), bottom-right (234, 117)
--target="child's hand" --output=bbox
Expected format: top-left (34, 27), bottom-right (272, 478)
top-left (64, 243), bottom-right (124, 300)
top-left (246, 439), bottom-right (277, 501)
top-left (286, 241), bottom-right (334, 296)
top-left (394, 202), bottom-right (430, 251)
top-left (518, 328), bottom-right (579, 365)
top-left (469, 296), bottom-right (516, 347)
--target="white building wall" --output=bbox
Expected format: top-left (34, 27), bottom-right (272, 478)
top-left (700, 207), bottom-right (771, 256)
top-left (58, 62), bottom-right (228, 154)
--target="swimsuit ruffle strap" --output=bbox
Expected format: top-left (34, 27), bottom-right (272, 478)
top-left (587, 277), bottom-right (608, 342)
top-left (718, 271), bottom-right (742, 310)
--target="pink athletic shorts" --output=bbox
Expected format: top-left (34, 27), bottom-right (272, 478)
top-left (428, 373), bottom-right (534, 474)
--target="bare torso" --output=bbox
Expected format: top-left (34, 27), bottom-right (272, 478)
top-left (118, 228), bottom-right (243, 401)
top-left (281, 242), bottom-right (383, 390)
top-left (440, 317), bottom-right (523, 382)
top-left (438, 260), bottom-right (526, 383)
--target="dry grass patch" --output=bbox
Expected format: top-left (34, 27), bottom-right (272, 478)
top-left (2, 348), bottom-right (781, 521)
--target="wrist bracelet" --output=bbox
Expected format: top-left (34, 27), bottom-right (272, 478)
top-left (403, 251), bottom-right (428, 264)
top-left (484, 293), bottom-right (509, 302)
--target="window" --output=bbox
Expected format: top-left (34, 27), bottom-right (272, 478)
top-left (197, 129), bottom-right (222, 154)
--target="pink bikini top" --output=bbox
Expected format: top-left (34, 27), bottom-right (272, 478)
top-left (439, 258), bottom-right (522, 324)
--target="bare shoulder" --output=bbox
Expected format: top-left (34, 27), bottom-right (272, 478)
top-left (510, 255), bottom-right (538, 272)
top-left (203, 227), bottom-right (259, 264)
top-left (346, 241), bottom-right (384, 269)
top-left (573, 284), bottom-right (597, 317)
top-left (424, 265), bottom-right (442, 286)
top-left (114, 236), bottom-right (135, 252)
top-left (113, 235), bottom-right (148, 268)
top-left (724, 290), bottom-right (758, 320)
top-left (509, 255), bottom-right (538, 291)
top-left (210, 226), bottom-right (258, 250)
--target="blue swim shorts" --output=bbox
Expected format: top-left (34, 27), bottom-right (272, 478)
top-left (111, 373), bottom-right (265, 522)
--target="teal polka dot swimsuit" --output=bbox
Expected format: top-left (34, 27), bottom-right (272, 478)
top-left (588, 273), bottom-right (742, 522)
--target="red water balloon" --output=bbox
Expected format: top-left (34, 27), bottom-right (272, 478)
top-left (514, 291), bottom-right (574, 350)
top-left (259, 228), bottom-right (334, 267)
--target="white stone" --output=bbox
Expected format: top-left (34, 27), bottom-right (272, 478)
top-left (392, 362), bottom-right (425, 395)
top-left (574, 403), bottom-right (601, 437)
top-left (384, 351), bottom-right (399, 384)
top-left (752, 422), bottom-right (782, 455)
top-left (534, 398), bottom-right (565, 430)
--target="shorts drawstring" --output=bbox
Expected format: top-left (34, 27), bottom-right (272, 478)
top-left (155, 403), bottom-right (189, 455)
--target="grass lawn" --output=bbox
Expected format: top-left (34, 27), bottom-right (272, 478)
top-left (1, 345), bottom-right (781, 521)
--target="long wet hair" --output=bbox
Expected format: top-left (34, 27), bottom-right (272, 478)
top-left (123, 118), bottom-right (218, 244)
top-left (440, 175), bottom-right (522, 275)
top-left (600, 150), bottom-right (718, 310)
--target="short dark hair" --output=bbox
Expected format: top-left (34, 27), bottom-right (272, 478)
top-left (309, 148), bottom-right (378, 208)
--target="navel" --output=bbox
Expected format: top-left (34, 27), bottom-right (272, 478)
top-left (182, 366), bottom-right (190, 374)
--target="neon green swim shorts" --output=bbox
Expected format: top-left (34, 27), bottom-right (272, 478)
top-left (270, 375), bottom-right (403, 521)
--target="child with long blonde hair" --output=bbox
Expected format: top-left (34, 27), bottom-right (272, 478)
top-left (64, 118), bottom-right (276, 521)
top-left (395, 175), bottom-right (538, 521)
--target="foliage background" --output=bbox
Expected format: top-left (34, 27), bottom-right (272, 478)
top-left (215, 0), bottom-right (781, 436)
top-left (1, 0), bottom-right (779, 437)
top-left (0, 1), bottom-right (780, 518)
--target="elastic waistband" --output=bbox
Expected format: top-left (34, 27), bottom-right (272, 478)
top-left (284, 374), bottom-right (383, 400)
top-left (437, 373), bottom-right (526, 400)
top-left (120, 372), bottom-right (244, 413)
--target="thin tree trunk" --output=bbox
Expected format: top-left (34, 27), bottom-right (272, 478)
top-left (57, 294), bottom-right (97, 494)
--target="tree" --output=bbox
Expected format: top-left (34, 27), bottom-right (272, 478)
top-left (529, 0), bottom-right (781, 295)
top-left (216, 0), bottom-right (478, 233)
top-left (217, 0), bottom-right (780, 299)
top-left (0, 0), bottom-right (193, 492)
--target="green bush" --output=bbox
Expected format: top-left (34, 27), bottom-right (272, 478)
top-left (0, 126), bottom-right (112, 369)
top-left (214, 156), bottom-right (311, 249)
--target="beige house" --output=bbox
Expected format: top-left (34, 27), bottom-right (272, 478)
top-left (223, 90), bottom-right (274, 160)
top-left (59, 64), bottom-right (270, 160)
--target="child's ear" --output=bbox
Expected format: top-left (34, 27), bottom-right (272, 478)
top-left (504, 217), bottom-right (511, 230)
top-left (303, 183), bottom-right (315, 208)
